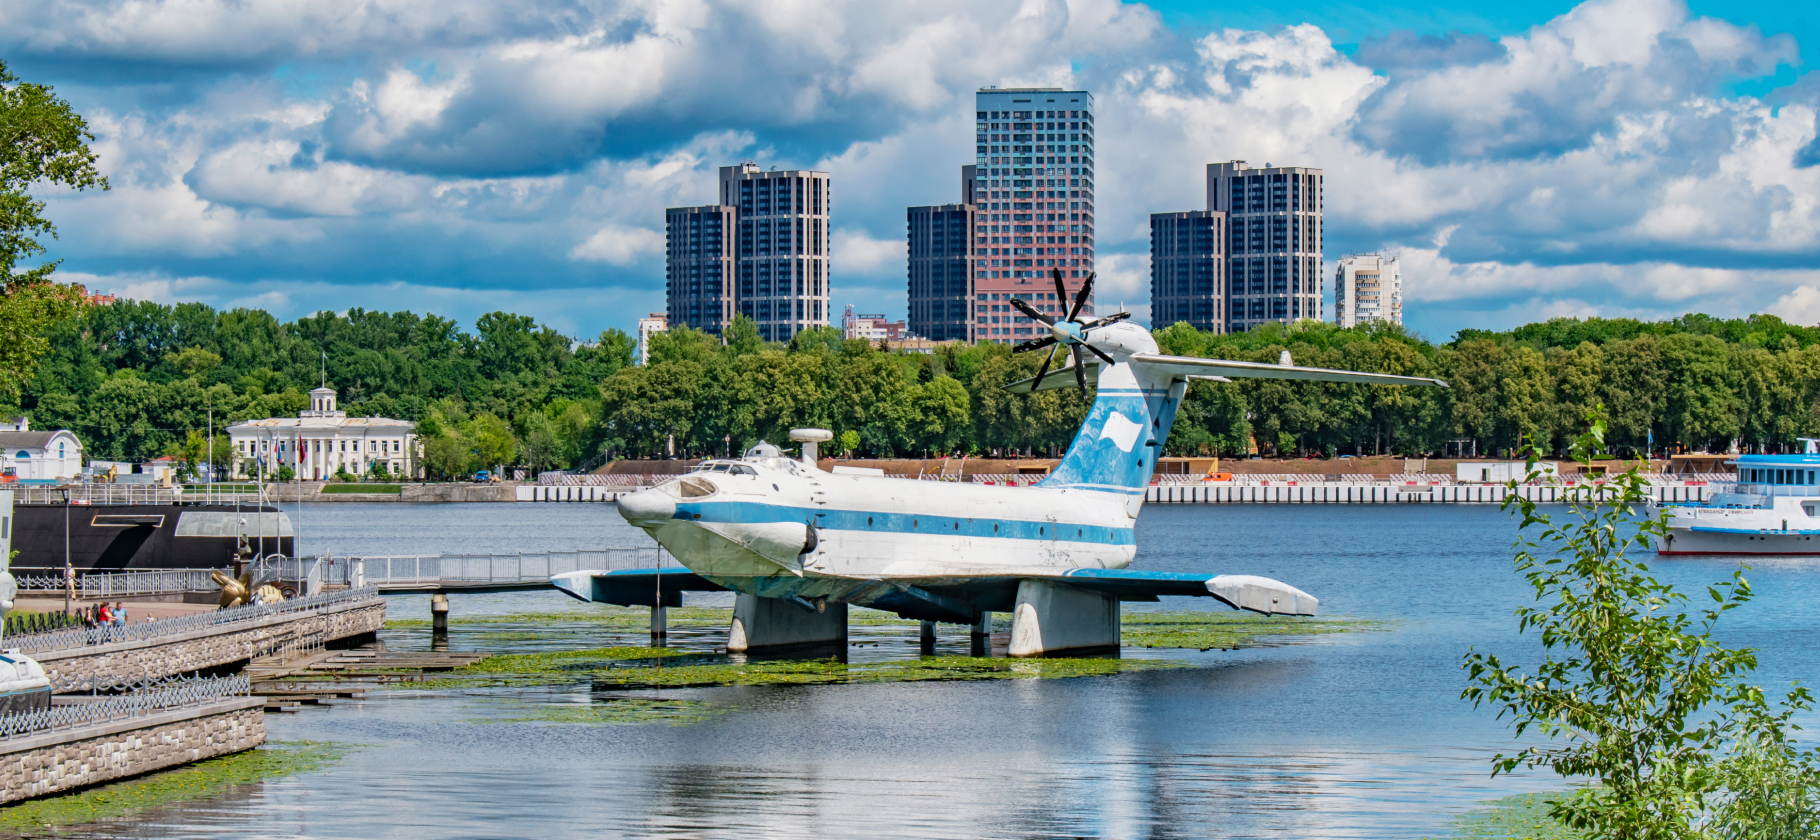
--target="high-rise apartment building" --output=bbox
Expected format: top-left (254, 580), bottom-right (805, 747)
top-left (664, 206), bottom-right (736, 335)
top-left (970, 87), bottom-right (1096, 342)
top-left (721, 164), bottom-right (832, 342)
top-left (906, 201), bottom-right (976, 341)
top-left (1334, 253), bottom-right (1401, 328)
top-left (635, 313), bottom-right (667, 365)
top-left (1148, 211), bottom-right (1227, 331)
top-left (908, 88), bottom-right (1095, 343)
top-left (1206, 161), bottom-right (1323, 332)
top-left (664, 163), bottom-right (832, 343)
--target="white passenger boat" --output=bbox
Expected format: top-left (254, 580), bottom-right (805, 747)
top-left (1656, 443), bottom-right (1820, 555)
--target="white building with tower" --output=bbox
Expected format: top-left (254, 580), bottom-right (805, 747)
top-left (227, 387), bottom-right (418, 481)
top-left (1334, 253), bottom-right (1402, 328)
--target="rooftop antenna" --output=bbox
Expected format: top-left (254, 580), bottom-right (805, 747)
top-left (320, 350), bottom-right (326, 390)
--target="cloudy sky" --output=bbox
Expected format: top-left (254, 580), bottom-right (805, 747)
top-left (3, 0), bottom-right (1817, 341)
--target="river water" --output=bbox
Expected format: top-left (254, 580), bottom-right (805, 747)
top-left (30, 503), bottom-right (1820, 839)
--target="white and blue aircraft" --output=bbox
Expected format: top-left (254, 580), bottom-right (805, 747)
top-left (555, 273), bottom-right (1446, 656)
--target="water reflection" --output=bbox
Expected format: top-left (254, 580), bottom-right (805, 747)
top-left (14, 502), bottom-right (1818, 839)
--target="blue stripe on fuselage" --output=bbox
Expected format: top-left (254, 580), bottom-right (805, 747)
top-left (671, 500), bottom-right (1136, 546)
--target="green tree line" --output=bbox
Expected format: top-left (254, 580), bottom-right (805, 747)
top-left (12, 302), bottom-right (1820, 473)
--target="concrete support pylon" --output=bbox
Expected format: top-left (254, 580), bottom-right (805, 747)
top-left (919, 620), bottom-right (936, 655)
top-left (727, 593), bottom-right (847, 653)
top-left (430, 592), bottom-right (449, 635)
top-left (1007, 580), bottom-right (1120, 657)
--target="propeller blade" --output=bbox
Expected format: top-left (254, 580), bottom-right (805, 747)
top-left (1051, 268), bottom-right (1068, 313)
top-left (1068, 272), bottom-right (1096, 322)
top-left (1009, 297), bottom-right (1054, 325)
top-left (1084, 343), bottom-right (1116, 366)
top-left (1032, 344), bottom-right (1059, 391)
top-left (1074, 346), bottom-right (1089, 395)
top-left (1082, 311), bottom-right (1131, 329)
top-left (1013, 335), bottom-right (1057, 354)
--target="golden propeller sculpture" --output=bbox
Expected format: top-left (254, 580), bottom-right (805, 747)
top-left (210, 570), bottom-right (285, 609)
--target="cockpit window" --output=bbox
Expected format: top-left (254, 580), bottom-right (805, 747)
top-left (678, 477), bottom-right (717, 498)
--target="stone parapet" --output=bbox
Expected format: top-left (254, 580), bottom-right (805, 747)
top-left (400, 484), bottom-right (518, 503)
top-left (0, 699), bottom-right (264, 804)
top-left (32, 599), bottom-right (385, 693)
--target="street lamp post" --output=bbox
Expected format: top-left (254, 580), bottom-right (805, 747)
top-left (61, 487), bottom-right (72, 615)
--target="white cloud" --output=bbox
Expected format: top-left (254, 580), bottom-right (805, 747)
top-left (1768, 286), bottom-right (1820, 327)
top-left (570, 224), bottom-right (663, 265)
top-left (834, 227), bottom-right (904, 276)
top-left (8, 0), bottom-right (1818, 339)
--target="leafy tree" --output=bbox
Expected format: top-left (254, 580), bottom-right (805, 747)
top-left (518, 409), bottom-right (559, 474)
top-left (1, 58), bottom-right (107, 283)
top-left (725, 315), bottom-right (765, 357)
top-left (422, 432), bottom-right (469, 479)
top-left (0, 60), bottom-right (105, 398)
top-left (1464, 411), bottom-right (1820, 838)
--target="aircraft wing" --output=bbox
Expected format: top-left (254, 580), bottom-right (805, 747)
top-left (1128, 353), bottom-right (1448, 388)
top-left (551, 568), bottom-right (728, 608)
top-left (1005, 353), bottom-right (1446, 392)
top-left (879, 568), bottom-right (1319, 619)
top-left (551, 567), bottom-right (1315, 620)
top-left (1049, 569), bottom-right (1317, 615)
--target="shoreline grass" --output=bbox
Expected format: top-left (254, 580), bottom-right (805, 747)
top-left (0, 741), bottom-right (352, 832)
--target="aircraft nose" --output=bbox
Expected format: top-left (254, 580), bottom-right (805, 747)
top-left (617, 488), bottom-right (677, 527)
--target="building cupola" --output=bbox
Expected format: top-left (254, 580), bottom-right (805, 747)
top-left (303, 386), bottom-right (345, 418)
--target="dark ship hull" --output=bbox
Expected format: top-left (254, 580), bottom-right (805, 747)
top-left (10, 503), bottom-right (294, 572)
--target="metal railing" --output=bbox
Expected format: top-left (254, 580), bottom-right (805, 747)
top-left (1706, 482), bottom-right (1820, 498)
top-left (82, 569), bottom-right (219, 599)
top-left (177, 485), bottom-right (267, 505)
top-left (11, 485), bottom-right (180, 506)
top-left (538, 473), bottom-right (658, 487)
top-left (12, 568), bottom-right (223, 598)
top-left (2, 586), bottom-right (380, 655)
top-left (348, 548), bottom-right (679, 587)
top-left (0, 676), bottom-right (251, 740)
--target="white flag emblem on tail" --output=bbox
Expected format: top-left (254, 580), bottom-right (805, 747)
top-left (1098, 412), bottom-right (1144, 453)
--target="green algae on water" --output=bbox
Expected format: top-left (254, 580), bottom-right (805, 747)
top-left (1122, 611), bottom-right (1390, 651)
top-left (394, 650), bottom-right (1187, 690)
top-left (384, 605), bottom-right (922, 631)
top-left (1427, 791), bottom-right (1581, 840)
top-left (0, 741), bottom-right (353, 833)
top-left (587, 655), bottom-right (1186, 689)
top-left (464, 697), bottom-right (720, 727)
top-left (384, 606), bottom-right (735, 630)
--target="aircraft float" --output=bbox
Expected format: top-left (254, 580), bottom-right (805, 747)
top-left (555, 271), bottom-right (1447, 656)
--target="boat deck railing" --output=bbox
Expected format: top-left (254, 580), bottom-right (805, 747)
top-left (1705, 482), bottom-right (1820, 498)
top-left (11, 567), bottom-right (224, 599)
top-left (8, 483), bottom-right (273, 507)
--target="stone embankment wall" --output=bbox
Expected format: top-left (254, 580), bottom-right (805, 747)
top-left (0, 700), bottom-right (264, 804)
top-left (33, 599), bottom-right (385, 693)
